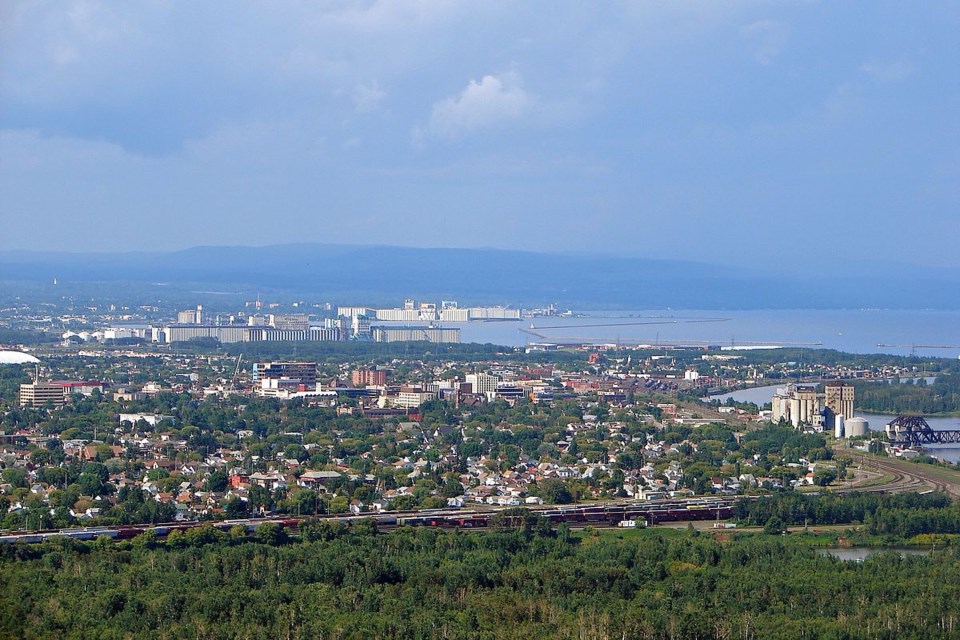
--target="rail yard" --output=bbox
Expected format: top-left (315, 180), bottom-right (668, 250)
top-left (0, 497), bottom-right (736, 545)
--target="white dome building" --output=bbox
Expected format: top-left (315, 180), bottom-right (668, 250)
top-left (0, 350), bottom-right (41, 365)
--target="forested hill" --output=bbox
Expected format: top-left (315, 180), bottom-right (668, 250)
top-left (3, 522), bottom-right (960, 639)
top-left (3, 243), bottom-right (959, 309)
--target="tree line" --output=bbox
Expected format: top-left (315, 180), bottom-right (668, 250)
top-left (2, 517), bottom-right (960, 639)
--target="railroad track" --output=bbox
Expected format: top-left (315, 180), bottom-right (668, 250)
top-left (0, 497), bottom-right (747, 545)
top-left (836, 454), bottom-right (960, 498)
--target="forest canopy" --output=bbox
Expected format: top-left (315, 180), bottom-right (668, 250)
top-left (2, 523), bottom-right (959, 640)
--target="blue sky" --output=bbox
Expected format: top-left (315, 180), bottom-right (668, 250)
top-left (1, 1), bottom-right (958, 267)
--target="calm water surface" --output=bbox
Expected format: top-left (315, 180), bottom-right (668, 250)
top-left (818, 547), bottom-right (931, 562)
top-left (452, 308), bottom-right (960, 357)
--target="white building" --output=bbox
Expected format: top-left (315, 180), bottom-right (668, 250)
top-left (371, 326), bottom-right (460, 343)
top-left (466, 372), bottom-right (500, 397)
top-left (394, 390), bottom-right (437, 409)
top-left (351, 315), bottom-right (372, 338)
top-left (337, 307), bottom-right (373, 318)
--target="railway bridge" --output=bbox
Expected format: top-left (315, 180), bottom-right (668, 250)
top-left (885, 415), bottom-right (960, 447)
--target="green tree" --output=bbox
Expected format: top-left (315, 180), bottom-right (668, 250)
top-left (254, 522), bottom-right (288, 546)
top-left (538, 478), bottom-right (574, 504)
top-left (205, 470), bottom-right (228, 492)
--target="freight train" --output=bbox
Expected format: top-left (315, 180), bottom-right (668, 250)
top-left (0, 497), bottom-right (741, 544)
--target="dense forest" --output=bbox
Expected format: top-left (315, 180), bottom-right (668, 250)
top-left (2, 520), bottom-right (959, 640)
top-left (735, 492), bottom-right (960, 537)
top-left (853, 375), bottom-right (960, 415)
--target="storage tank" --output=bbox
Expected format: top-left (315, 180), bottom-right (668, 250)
top-left (834, 415), bottom-right (845, 439)
top-left (789, 398), bottom-right (801, 427)
top-left (845, 417), bottom-right (868, 438)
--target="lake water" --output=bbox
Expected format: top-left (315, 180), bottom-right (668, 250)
top-left (452, 308), bottom-right (960, 358)
top-left (448, 307), bottom-right (960, 460)
top-left (818, 547), bottom-right (931, 562)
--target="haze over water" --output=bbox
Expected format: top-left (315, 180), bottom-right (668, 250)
top-left (453, 309), bottom-right (960, 358)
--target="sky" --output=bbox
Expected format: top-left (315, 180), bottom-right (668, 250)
top-left (1, 1), bottom-right (958, 267)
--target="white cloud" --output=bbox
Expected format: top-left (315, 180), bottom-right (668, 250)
top-left (861, 61), bottom-right (913, 82)
top-left (740, 19), bottom-right (789, 65)
top-left (352, 81), bottom-right (386, 112)
top-left (422, 71), bottom-right (535, 139)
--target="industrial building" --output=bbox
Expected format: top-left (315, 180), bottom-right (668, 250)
top-left (161, 325), bottom-right (257, 344)
top-left (371, 326), bottom-right (460, 343)
top-left (138, 299), bottom-right (488, 345)
top-left (771, 385), bottom-right (821, 428)
top-left (823, 381), bottom-right (855, 424)
top-left (270, 314), bottom-right (309, 331)
top-left (439, 308), bottom-right (470, 322)
top-left (463, 306), bottom-right (521, 320)
top-left (337, 307), bottom-right (374, 319)
top-left (160, 323), bottom-right (348, 343)
top-left (177, 305), bottom-right (203, 325)
top-left (837, 416), bottom-right (869, 438)
top-left (342, 299), bottom-right (520, 323)
top-left (351, 315), bottom-right (372, 339)
top-left (771, 382), bottom-right (855, 432)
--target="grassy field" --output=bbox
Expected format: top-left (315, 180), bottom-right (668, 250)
top-left (903, 461), bottom-right (960, 483)
top-left (835, 473), bottom-right (896, 490)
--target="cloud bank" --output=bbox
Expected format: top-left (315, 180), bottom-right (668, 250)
top-left (0, 1), bottom-right (957, 267)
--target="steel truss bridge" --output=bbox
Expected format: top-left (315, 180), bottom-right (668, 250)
top-left (885, 415), bottom-right (960, 446)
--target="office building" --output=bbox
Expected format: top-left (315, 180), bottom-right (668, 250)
top-left (394, 389), bottom-right (437, 409)
top-left (253, 362), bottom-right (318, 397)
top-left (253, 362), bottom-right (317, 385)
top-left (19, 382), bottom-right (67, 408)
top-left (466, 372), bottom-right (501, 397)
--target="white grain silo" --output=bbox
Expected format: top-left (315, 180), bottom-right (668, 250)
top-left (845, 417), bottom-right (868, 438)
top-left (834, 415), bottom-right (845, 439)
